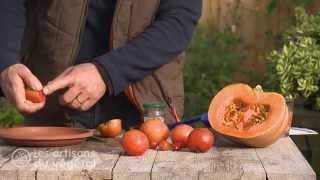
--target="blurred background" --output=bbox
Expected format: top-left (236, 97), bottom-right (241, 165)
top-left (184, 0), bottom-right (320, 176)
top-left (0, 0), bottom-right (319, 176)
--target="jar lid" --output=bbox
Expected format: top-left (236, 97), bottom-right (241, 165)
top-left (143, 101), bottom-right (166, 109)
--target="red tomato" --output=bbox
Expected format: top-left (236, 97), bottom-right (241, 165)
top-left (171, 124), bottom-right (194, 147)
top-left (172, 142), bottom-right (183, 151)
top-left (150, 141), bottom-right (158, 149)
top-left (158, 140), bottom-right (172, 151)
top-left (187, 128), bottom-right (214, 153)
top-left (98, 119), bottom-right (122, 138)
top-left (122, 129), bottom-right (149, 156)
top-left (140, 119), bottom-right (169, 148)
top-left (25, 89), bottom-right (46, 103)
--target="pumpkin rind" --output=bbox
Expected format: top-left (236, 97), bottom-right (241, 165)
top-left (208, 84), bottom-right (287, 147)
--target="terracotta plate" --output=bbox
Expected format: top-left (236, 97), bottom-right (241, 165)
top-left (0, 127), bottom-right (93, 147)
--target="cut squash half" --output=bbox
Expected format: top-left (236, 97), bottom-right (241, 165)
top-left (208, 84), bottom-right (288, 147)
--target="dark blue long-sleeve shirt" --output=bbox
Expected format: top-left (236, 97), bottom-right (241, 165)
top-left (0, 0), bottom-right (202, 128)
top-left (0, 0), bottom-right (26, 71)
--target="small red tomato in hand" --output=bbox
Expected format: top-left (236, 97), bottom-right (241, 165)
top-left (98, 119), bottom-right (122, 138)
top-left (187, 128), bottom-right (214, 153)
top-left (158, 140), bottom-right (172, 151)
top-left (172, 142), bottom-right (183, 151)
top-left (122, 129), bottom-right (149, 156)
top-left (171, 124), bottom-right (194, 147)
top-left (25, 89), bottom-right (46, 103)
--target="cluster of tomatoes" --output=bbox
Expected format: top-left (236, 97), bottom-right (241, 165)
top-left (121, 119), bottom-right (215, 156)
top-left (26, 89), bottom-right (215, 156)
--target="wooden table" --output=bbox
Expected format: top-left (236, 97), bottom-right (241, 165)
top-left (0, 136), bottom-right (316, 180)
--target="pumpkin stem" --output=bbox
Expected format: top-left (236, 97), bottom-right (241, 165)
top-left (254, 85), bottom-right (264, 93)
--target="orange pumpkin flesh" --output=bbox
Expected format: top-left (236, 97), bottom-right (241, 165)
top-left (208, 84), bottom-right (287, 147)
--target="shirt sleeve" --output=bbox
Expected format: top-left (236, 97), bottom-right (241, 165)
top-left (94, 0), bottom-right (202, 96)
top-left (0, 0), bottom-right (26, 73)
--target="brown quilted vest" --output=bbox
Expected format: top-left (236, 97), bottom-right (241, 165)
top-left (21, 0), bottom-right (184, 125)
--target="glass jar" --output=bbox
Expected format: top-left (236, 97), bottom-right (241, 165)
top-left (143, 102), bottom-right (166, 122)
top-left (285, 95), bottom-right (294, 136)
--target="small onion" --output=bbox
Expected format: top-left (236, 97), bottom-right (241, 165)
top-left (98, 119), bottom-right (122, 138)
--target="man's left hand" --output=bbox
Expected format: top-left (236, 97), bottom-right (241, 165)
top-left (43, 63), bottom-right (107, 111)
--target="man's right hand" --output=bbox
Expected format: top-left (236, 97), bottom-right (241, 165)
top-left (0, 64), bottom-right (45, 113)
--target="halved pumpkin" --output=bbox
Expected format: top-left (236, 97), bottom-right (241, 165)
top-left (208, 84), bottom-right (288, 147)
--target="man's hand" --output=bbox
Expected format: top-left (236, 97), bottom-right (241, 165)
top-left (0, 64), bottom-right (45, 113)
top-left (43, 63), bottom-right (107, 111)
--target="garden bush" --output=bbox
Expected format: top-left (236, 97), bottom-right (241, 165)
top-left (184, 26), bottom-right (244, 118)
top-left (0, 99), bottom-right (23, 127)
top-left (267, 7), bottom-right (320, 110)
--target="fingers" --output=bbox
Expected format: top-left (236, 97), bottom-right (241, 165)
top-left (59, 87), bottom-right (80, 105)
top-left (69, 98), bottom-right (82, 109)
top-left (24, 100), bottom-right (46, 113)
top-left (80, 100), bottom-right (95, 112)
top-left (0, 64), bottom-right (45, 114)
top-left (11, 76), bottom-right (44, 113)
top-left (62, 92), bottom-right (90, 110)
top-left (18, 67), bottom-right (42, 90)
top-left (55, 67), bottom-right (72, 79)
top-left (72, 93), bottom-right (90, 110)
top-left (75, 93), bottom-right (89, 104)
top-left (43, 75), bottom-right (72, 95)
top-left (43, 64), bottom-right (106, 112)
top-left (10, 75), bottom-right (26, 109)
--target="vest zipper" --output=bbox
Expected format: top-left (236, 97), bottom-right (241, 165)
top-left (70, 0), bottom-right (89, 66)
top-left (164, 95), bottom-right (181, 123)
top-left (125, 86), bottom-right (144, 125)
top-left (65, 0), bottom-right (89, 127)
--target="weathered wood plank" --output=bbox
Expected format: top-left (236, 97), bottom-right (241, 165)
top-left (113, 150), bottom-right (157, 180)
top-left (78, 138), bottom-right (122, 180)
top-left (196, 148), bottom-right (266, 180)
top-left (196, 136), bottom-right (266, 180)
top-left (0, 147), bottom-right (37, 180)
top-left (0, 136), bottom-right (316, 180)
top-left (152, 150), bottom-right (198, 180)
top-left (0, 140), bottom-right (16, 167)
top-left (36, 138), bottom-right (121, 180)
top-left (152, 136), bottom-right (265, 180)
top-left (256, 137), bottom-right (316, 180)
top-left (0, 141), bottom-right (17, 180)
top-left (0, 138), bottom-right (121, 180)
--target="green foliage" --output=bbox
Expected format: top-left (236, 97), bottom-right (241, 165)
top-left (0, 99), bottom-right (23, 127)
top-left (267, 0), bottom-right (279, 14)
top-left (267, 7), bottom-right (320, 109)
top-left (267, 0), bottom-right (315, 14)
top-left (282, 7), bottom-right (320, 42)
top-left (184, 26), bottom-right (243, 118)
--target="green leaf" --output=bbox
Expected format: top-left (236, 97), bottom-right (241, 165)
top-left (267, 0), bottom-right (278, 15)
